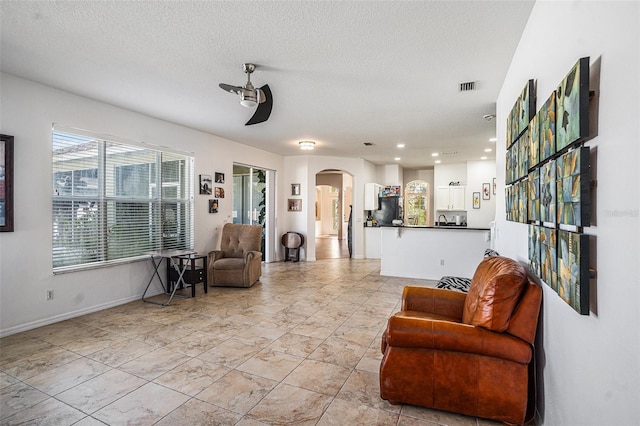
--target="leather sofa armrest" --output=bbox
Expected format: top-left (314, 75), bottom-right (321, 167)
top-left (385, 315), bottom-right (532, 364)
top-left (402, 286), bottom-right (466, 320)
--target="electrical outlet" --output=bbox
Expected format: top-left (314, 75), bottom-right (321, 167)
top-left (440, 259), bottom-right (445, 266)
top-left (46, 290), bottom-right (54, 300)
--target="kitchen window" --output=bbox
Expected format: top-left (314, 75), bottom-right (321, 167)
top-left (52, 128), bottom-right (194, 272)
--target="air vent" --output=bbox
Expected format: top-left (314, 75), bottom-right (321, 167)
top-left (363, 142), bottom-right (374, 146)
top-left (459, 81), bottom-right (476, 92)
top-left (441, 151), bottom-right (459, 155)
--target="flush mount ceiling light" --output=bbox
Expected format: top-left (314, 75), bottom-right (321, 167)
top-left (489, 137), bottom-right (497, 142)
top-left (431, 152), bottom-right (439, 157)
top-left (299, 141), bottom-right (315, 150)
top-left (484, 148), bottom-right (492, 152)
top-left (435, 160), bottom-right (441, 164)
top-left (397, 143), bottom-right (405, 148)
top-left (394, 157), bottom-right (401, 161)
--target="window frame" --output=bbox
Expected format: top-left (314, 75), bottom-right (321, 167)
top-left (52, 126), bottom-right (194, 274)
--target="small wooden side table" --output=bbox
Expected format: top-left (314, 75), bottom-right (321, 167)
top-left (168, 253), bottom-right (208, 298)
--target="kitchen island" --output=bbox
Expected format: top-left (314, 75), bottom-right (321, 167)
top-left (378, 226), bottom-right (491, 280)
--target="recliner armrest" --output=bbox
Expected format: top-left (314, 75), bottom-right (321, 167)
top-left (385, 315), bottom-right (532, 364)
top-left (402, 286), bottom-right (466, 320)
top-left (208, 250), bottom-right (225, 262)
top-left (243, 250), bottom-right (262, 262)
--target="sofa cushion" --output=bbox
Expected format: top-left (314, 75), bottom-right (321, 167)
top-left (462, 256), bottom-right (528, 332)
top-left (213, 257), bottom-right (246, 270)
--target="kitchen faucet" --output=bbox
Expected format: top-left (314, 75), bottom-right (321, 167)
top-left (438, 214), bottom-right (448, 226)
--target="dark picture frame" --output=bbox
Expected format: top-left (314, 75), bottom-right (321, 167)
top-left (199, 174), bottom-right (212, 195)
top-left (0, 134), bottom-right (14, 232)
top-left (208, 199), bottom-right (218, 213)
top-left (215, 187), bottom-right (225, 198)
top-left (215, 172), bottom-right (225, 184)
top-left (472, 192), bottom-right (480, 209)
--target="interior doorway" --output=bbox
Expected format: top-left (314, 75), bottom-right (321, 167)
top-left (232, 163), bottom-right (276, 262)
top-left (315, 170), bottom-right (353, 259)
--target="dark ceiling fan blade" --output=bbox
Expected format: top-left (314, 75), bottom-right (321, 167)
top-left (245, 84), bottom-right (272, 126)
top-left (219, 83), bottom-right (242, 94)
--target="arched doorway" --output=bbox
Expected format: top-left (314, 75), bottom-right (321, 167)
top-left (315, 170), bottom-right (353, 259)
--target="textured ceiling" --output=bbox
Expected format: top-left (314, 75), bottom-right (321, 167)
top-left (0, 1), bottom-right (534, 168)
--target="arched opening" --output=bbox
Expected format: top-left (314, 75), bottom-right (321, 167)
top-left (315, 170), bottom-right (353, 259)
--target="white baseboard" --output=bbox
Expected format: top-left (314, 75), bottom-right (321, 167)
top-left (0, 290), bottom-right (163, 338)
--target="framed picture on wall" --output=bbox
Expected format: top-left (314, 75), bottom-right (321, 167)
top-left (473, 192), bottom-right (480, 209)
top-left (493, 178), bottom-right (496, 195)
top-left (288, 199), bottom-right (302, 212)
top-left (199, 174), bottom-right (212, 195)
top-left (482, 183), bottom-right (490, 200)
top-left (0, 134), bottom-right (14, 232)
top-left (291, 183), bottom-right (301, 196)
top-left (208, 199), bottom-right (218, 213)
top-left (215, 172), bottom-right (225, 184)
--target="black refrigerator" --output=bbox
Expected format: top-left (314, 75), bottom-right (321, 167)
top-left (371, 197), bottom-right (401, 225)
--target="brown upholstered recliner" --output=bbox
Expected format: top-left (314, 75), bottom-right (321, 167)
top-left (208, 223), bottom-right (262, 288)
top-left (380, 256), bottom-right (542, 425)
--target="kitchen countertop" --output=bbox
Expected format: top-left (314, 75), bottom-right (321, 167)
top-left (369, 225), bottom-right (491, 231)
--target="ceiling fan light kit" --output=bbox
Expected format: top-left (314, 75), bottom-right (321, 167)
top-left (299, 141), bottom-right (315, 150)
top-left (219, 63), bottom-right (272, 125)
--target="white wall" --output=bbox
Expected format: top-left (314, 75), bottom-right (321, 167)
top-left (0, 74), bottom-right (284, 336)
top-left (495, 2), bottom-right (639, 424)
top-left (466, 160), bottom-right (496, 228)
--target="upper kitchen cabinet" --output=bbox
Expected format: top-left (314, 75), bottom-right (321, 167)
top-left (364, 182), bottom-right (382, 211)
top-left (436, 186), bottom-right (466, 211)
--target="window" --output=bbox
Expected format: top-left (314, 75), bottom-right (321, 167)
top-left (404, 180), bottom-right (430, 226)
top-left (52, 129), bottom-right (194, 272)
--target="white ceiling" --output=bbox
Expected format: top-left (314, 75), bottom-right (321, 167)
top-left (0, 1), bottom-right (534, 169)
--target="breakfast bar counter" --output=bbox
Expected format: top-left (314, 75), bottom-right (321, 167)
top-left (378, 226), bottom-right (491, 280)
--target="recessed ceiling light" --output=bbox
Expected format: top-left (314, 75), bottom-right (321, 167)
top-left (299, 141), bottom-right (315, 150)
top-left (484, 148), bottom-right (492, 152)
top-left (489, 137), bottom-right (497, 142)
top-left (435, 160), bottom-right (441, 164)
top-left (394, 157), bottom-right (401, 161)
top-left (431, 153), bottom-right (439, 157)
top-left (481, 156), bottom-right (487, 160)
top-left (397, 143), bottom-right (405, 148)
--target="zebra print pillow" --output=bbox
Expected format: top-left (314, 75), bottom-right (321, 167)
top-left (436, 276), bottom-right (472, 293)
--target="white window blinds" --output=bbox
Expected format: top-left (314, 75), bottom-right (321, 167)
top-left (52, 129), bottom-right (194, 272)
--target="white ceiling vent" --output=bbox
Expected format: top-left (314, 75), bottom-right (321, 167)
top-left (459, 81), bottom-right (476, 92)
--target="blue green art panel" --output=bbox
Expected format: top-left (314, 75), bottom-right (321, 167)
top-left (527, 169), bottom-right (540, 222)
top-left (556, 147), bottom-right (591, 227)
top-left (558, 230), bottom-right (590, 315)
top-left (517, 178), bottom-right (527, 223)
top-left (505, 148), bottom-right (514, 185)
top-left (540, 160), bottom-right (556, 225)
top-left (539, 226), bottom-right (557, 292)
top-left (517, 79), bottom-right (536, 136)
top-left (528, 225), bottom-right (541, 276)
top-left (556, 57), bottom-right (589, 152)
top-left (528, 114), bottom-right (539, 168)
top-left (539, 91), bottom-right (556, 162)
top-left (517, 132), bottom-right (529, 180)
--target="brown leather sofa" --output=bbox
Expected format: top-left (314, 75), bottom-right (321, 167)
top-left (380, 256), bottom-right (542, 425)
top-left (208, 223), bottom-right (262, 288)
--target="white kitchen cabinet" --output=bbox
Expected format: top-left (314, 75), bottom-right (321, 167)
top-left (364, 183), bottom-right (382, 211)
top-left (436, 186), bottom-right (466, 210)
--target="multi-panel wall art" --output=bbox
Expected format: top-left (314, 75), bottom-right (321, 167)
top-left (505, 57), bottom-right (593, 315)
top-left (556, 57), bottom-right (590, 152)
top-left (539, 91), bottom-right (556, 162)
top-left (557, 147), bottom-right (591, 227)
top-left (558, 230), bottom-right (589, 314)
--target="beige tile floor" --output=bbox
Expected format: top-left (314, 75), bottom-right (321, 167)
top-left (0, 259), bottom-right (502, 425)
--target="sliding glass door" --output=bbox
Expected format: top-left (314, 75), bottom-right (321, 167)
top-left (232, 164), bottom-right (273, 261)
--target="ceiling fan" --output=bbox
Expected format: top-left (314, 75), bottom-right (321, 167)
top-left (219, 63), bottom-right (273, 126)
